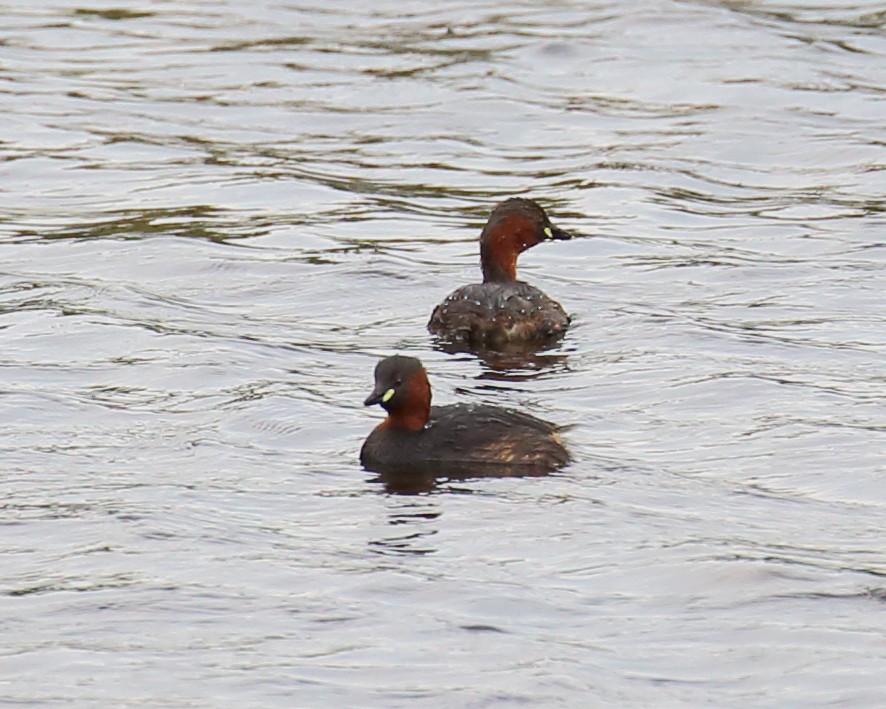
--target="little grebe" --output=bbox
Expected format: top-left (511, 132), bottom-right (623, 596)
top-left (360, 355), bottom-right (569, 478)
top-left (428, 198), bottom-right (572, 351)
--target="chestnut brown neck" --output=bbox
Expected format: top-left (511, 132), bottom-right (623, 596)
top-left (382, 368), bottom-right (431, 432)
top-left (480, 213), bottom-right (537, 283)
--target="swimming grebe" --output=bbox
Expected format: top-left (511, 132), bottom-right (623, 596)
top-left (360, 355), bottom-right (569, 478)
top-left (428, 198), bottom-right (572, 351)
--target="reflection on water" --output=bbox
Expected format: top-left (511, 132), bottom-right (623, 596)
top-left (1, 1), bottom-right (884, 707)
top-left (368, 470), bottom-right (440, 496)
top-left (368, 495), bottom-right (442, 555)
top-left (432, 335), bottom-right (575, 374)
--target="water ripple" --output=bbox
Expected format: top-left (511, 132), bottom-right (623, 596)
top-left (1, 1), bottom-right (884, 707)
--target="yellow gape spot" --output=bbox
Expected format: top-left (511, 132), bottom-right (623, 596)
top-left (543, 227), bottom-right (553, 238)
top-left (382, 388), bottom-right (395, 403)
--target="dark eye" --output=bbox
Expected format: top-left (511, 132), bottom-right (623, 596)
top-left (395, 378), bottom-right (402, 386)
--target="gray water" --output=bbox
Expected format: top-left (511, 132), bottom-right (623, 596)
top-left (1, 1), bottom-right (884, 707)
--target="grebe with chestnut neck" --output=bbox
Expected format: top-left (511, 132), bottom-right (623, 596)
top-left (428, 198), bottom-right (572, 352)
top-left (360, 355), bottom-right (569, 479)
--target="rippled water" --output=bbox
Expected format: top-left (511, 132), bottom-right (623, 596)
top-left (2, 1), bottom-right (884, 706)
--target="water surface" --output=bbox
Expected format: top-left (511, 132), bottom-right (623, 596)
top-left (1, 1), bottom-right (884, 707)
